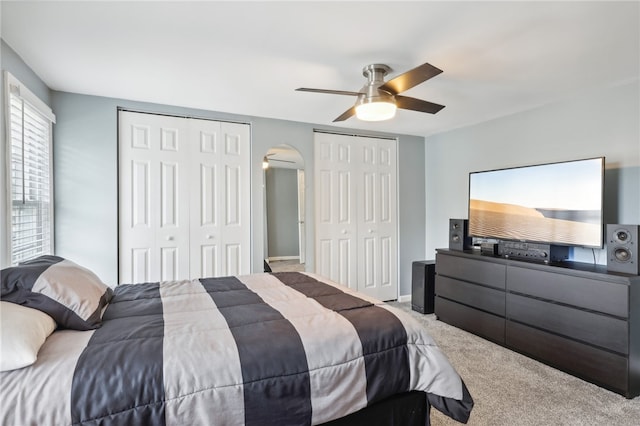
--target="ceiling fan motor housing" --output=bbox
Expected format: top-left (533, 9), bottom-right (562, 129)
top-left (357, 64), bottom-right (395, 106)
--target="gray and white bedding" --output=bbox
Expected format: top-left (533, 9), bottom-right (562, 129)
top-left (1, 271), bottom-right (473, 425)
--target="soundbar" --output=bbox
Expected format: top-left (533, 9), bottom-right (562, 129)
top-left (497, 241), bottom-right (569, 263)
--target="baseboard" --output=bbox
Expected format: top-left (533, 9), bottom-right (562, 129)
top-left (398, 294), bottom-right (411, 303)
top-left (268, 256), bottom-right (300, 262)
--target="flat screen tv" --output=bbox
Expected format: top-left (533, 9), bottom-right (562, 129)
top-left (468, 157), bottom-right (604, 248)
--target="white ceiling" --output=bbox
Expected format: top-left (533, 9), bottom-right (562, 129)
top-left (2, 1), bottom-right (638, 138)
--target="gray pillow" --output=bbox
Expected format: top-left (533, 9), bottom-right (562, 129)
top-left (1, 255), bottom-right (113, 330)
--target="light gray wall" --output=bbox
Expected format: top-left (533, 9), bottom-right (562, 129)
top-left (265, 168), bottom-right (299, 258)
top-left (1, 39), bottom-right (52, 267)
top-left (51, 91), bottom-right (426, 296)
top-left (1, 40), bottom-right (51, 105)
top-left (425, 81), bottom-right (640, 265)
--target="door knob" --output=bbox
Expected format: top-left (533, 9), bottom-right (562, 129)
top-left (206, 234), bottom-right (214, 239)
top-left (166, 236), bottom-right (174, 241)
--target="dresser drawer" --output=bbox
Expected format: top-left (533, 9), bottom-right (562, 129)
top-left (436, 276), bottom-right (505, 316)
top-left (507, 293), bottom-right (628, 354)
top-left (435, 297), bottom-right (505, 344)
top-left (507, 321), bottom-right (628, 395)
top-left (436, 253), bottom-right (506, 290)
top-left (507, 266), bottom-right (628, 317)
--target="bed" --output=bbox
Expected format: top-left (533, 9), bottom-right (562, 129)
top-left (1, 256), bottom-right (473, 425)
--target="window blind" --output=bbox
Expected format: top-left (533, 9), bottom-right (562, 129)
top-left (7, 73), bottom-right (55, 265)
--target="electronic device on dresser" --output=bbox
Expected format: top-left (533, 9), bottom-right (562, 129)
top-left (449, 219), bottom-right (472, 251)
top-left (480, 242), bottom-right (499, 255)
top-left (468, 157), bottom-right (604, 251)
top-left (607, 224), bottom-right (639, 275)
top-left (497, 241), bottom-right (569, 263)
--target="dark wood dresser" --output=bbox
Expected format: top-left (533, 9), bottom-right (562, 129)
top-left (434, 248), bottom-right (640, 398)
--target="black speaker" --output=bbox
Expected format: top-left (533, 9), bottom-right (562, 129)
top-left (449, 219), bottom-right (472, 251)
top-left (412, 260), bottom-right (435, 314)
top-left (607, 224), bottom-right (639, 275)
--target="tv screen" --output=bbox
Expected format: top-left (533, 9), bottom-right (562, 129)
top-left (468, 157), bottom-right (604, 248)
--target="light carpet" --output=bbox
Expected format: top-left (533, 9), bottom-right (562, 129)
top-left (388, 302), bottom-right (640, 426)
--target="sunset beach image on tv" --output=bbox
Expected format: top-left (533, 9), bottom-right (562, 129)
top-left (468, 158), bottom-right (604, 248)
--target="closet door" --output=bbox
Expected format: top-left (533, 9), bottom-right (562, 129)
top-left (314, 132), bottom-right (358, 289)
top-left (355, 137), bottom-right (398, 301)
top-left (119, 112), bottom-right (190, 284)
top-left (119, 111), bottom-right (251, 284)
top-left (314, 132), bottom-right (398, 300)
top-left (189, 120), bottom-right (251, 278)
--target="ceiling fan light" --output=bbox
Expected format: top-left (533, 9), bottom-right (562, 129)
top-left (355, 101), bottom-right (397, 121)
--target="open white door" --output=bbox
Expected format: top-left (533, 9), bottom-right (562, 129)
top-left (297, 169), bottom-right (306, 265)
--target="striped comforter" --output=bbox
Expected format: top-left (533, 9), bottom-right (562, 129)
top-left (1, 272), bottom-right (473, 425)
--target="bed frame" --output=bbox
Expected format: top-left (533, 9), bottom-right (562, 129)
top-left (322, 391), bottom-right (429, 426)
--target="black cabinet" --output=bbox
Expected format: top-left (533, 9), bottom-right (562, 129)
top-left (411, 260), bottom-right (435, 314)
top-left (434, 249), bottom-right (640, 398)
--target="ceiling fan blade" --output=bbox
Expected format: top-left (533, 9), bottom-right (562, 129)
top-left (270, 158), bottom-right (296, 163)
top-left (296, 88), bottom-right (361, 96)
top-left (396, 95), bottom-right (445, 114)
top-left (333, 106), bottom-right (356, 122)
top-left (378, 62), bottom-right (443, 95)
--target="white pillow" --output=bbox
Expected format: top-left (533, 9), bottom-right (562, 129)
top-left (0, 301), bottom-right (56, 372)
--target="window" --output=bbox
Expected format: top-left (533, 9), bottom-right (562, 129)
top-left (5, 72), bottom-right (56, 265)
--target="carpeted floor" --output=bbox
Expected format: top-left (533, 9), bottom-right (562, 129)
top-left (267, 259), bottom-right (305, 272)
top-left (387, 301), bottom-right (640, 426)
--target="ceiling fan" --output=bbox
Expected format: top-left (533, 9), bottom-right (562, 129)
top-left (262, 153), bottom-right (296, 169)
top-left (296, 61), bottom-right (445, 122)
top-left (265, 153), bottom-right (295, 163)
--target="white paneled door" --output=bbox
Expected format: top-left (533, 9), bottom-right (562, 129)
top-left (315, 133), bottom-right (358, 289)
top-left (314, 132), bottom-right (398, 301)
top-left (119, 111), bottom-right (250, 284)
top-left (188, 119), bottom-right (251, 279)
top-left (355, 137), bottom-right (397, 300)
